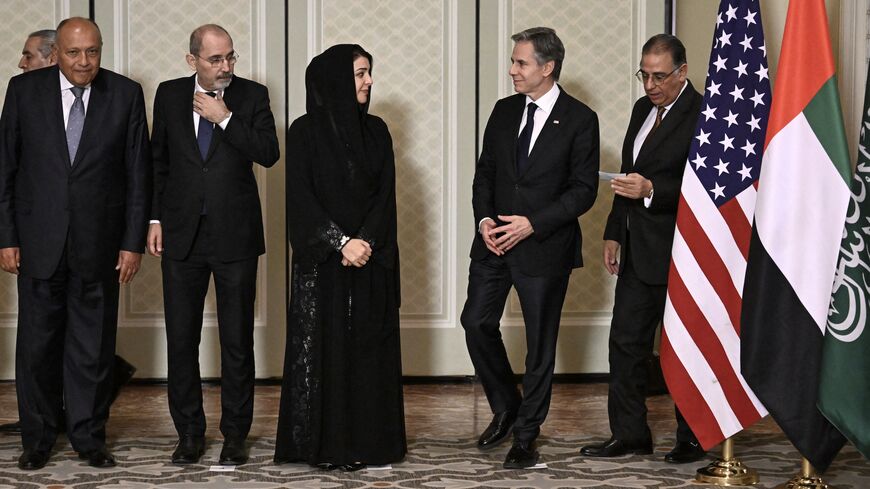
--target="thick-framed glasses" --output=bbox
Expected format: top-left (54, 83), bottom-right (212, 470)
top-left (634, 65), bottom-right (682, 86)
top-left (195, 52), bottom-right (239, 67)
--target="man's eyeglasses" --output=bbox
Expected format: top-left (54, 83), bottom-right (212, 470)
top-left (634, 65), bottom-right (683, 86)
top-left (195, 52), bottom-right (240, 67)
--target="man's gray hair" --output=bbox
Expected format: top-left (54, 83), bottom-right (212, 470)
top-left (28, 29), bottom-right (56, 58)
top-left (189, 24), bottom-right (232, 55)
top-left (511, 27), bottom-right (565, 81)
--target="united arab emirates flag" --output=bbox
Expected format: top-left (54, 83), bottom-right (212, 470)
top-left (818, 63), bottom-right (870, 459)
top-left (740, 0), bottom-right (848, 471)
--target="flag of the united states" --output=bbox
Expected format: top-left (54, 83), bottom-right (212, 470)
top-left (660, 0), bottom-right (770, 448)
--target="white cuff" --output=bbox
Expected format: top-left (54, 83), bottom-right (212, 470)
top-left (478, 217), bottom-right (494, 233)
top-left (218, 112), bottom-right (232, 130)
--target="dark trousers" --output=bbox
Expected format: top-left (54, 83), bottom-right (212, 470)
top-left (162, 217), bottom-right (258, 440)
top-left (16, 247), bottom-right (119, 453)
top-left (461, 254), bottom-right (570, 442)
top-left (608, 241), bottom-right (696, 444)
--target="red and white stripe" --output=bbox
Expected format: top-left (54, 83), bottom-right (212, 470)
top-left (661, 164), bottom-right (767, 449)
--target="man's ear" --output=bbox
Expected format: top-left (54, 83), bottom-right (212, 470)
top-left (542, 60), bottom-right (555, 79)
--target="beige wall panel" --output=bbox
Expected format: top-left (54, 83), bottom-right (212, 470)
top-left (320, 0), bottom-right (449, 321)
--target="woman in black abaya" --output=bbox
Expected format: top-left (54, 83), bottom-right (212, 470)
top-left (274, 44), bottom-right (406, 470)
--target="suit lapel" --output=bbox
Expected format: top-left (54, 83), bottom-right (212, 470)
top-left (40, 67), bottom-right (71, 171)
top-left (506, 95), bottom-right (524, 180)
top-left (636, 80), bottom-right (697, 164)
top-left (71, 69), bottom-right (113, 171)
top-left (522, 89), bottom-right (566, 177)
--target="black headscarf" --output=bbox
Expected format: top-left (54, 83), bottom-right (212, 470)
top-left (287, 44), bottom-right (397, 267)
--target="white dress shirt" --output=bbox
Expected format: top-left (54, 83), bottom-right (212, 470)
top-left (631, 80), bottom-right (688, 207)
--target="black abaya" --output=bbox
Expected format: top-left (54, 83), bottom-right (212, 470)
top-left (275, 44), bottom-right (406, 466)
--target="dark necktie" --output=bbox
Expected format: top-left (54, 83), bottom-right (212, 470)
top-left (66, 86), bottom-right (85, 164)
top-left (516, 102), bottom-right (538, 174)
top-left (642, 105), bottom-right (666, 148)
top-left (197, 91), bottom-right (216, 160)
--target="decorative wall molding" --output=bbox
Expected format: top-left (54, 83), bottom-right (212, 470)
top-left (839, 0), bottom-right (870, 156)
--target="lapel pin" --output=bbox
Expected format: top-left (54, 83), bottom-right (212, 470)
top-left (552, 120), bottom-right (560, 124)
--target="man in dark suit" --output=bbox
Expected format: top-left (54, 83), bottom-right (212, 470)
top-left (0, 28), bottom-right (138, 438)
top-left (461, 27), bottom-right (599, 469)
top-left (147, 24), bottom-right (278, 466)
top-left (0, 17), bottom-right (151, 469)
top-left (580, 34), bottom-right (705, 464)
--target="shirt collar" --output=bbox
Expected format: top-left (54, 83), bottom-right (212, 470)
top-left (194, 75), bottom-right (230, 95)
top-left (525, 82), bottom-right (560, 113)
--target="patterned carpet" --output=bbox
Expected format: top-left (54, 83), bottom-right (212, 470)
top-left (1, 432), bottom-right (867, 488)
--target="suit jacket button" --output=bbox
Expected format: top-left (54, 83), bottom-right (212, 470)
top-left (202, 167), bottom-right (209, 173)
top-left (514, 184), bottom-right (519, 190)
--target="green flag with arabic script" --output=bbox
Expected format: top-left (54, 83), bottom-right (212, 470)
top-left (819, 65), bottom-right (870, 459)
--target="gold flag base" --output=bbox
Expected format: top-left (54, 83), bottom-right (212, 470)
top-left (694, 438), bottom-right (759, 486)
top-left (695, 458), bottom-right (760, 486)
top-left (773, 458), bottom-right (832, 489)
top-left (773, 475), bottom-right (830, 489)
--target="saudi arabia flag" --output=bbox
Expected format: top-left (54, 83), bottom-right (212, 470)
top-left (740, 0), bottom-right (848, 471)
top-left (819, 63), bottom-right (870, 459)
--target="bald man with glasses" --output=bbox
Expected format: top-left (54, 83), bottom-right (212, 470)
top-left (147, 23), bottom-right (278, 466)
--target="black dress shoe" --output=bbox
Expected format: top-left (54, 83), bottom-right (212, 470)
top-left (580, 437), bottom-right (653, 457)
top-left (80, 447), bottom-right (116, 468)
top-left (219, 437), bottom-right (248, 465)
top-left (171, 435), bottom-right (205, 465)
top-left (0, 420), bottom-right (22, 434)
top-left (503, 440), bottom-right (539, 469)
top-left (339, 463), bottom-right (366, 472)
top-left (477, 411), bottom-right (516, 450)
top-left (664, 441), bottom-right (706, 464)
top-left (18, 449), bottom-right (49, 470)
